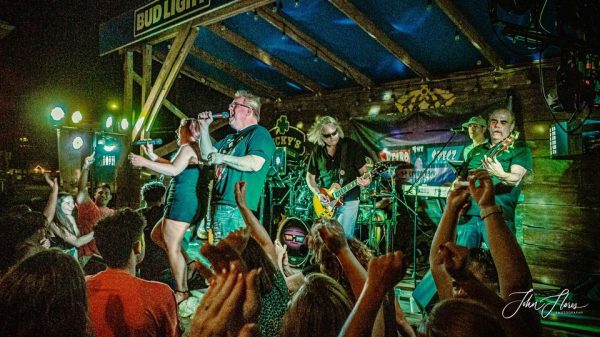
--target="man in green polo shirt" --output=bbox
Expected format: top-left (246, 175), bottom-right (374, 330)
top-left (461, 115), bottom-right (488, 159)
top-left (456, 108), bottom-right (532, 248)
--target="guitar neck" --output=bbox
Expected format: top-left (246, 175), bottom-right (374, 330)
top-left (332, 180), bottom-right (359, 200)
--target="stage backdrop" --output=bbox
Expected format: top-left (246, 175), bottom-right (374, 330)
top-left (348, 98), bottom-right (507, 186)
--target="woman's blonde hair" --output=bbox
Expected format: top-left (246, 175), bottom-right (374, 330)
top-left (307, 115), bottom-right (345, 146)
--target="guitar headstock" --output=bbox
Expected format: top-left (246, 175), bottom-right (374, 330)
top-left (500, 130), bottom-right (519, 151)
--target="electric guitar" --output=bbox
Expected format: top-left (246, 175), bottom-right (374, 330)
top-left (313, 162), bottom-right (387, 219)
top-left (449, 130), bottom-right (520, 181)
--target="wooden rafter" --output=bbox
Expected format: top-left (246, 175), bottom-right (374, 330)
top-left (328, 0), bottom-right (430, 79)
top-left (207, 23), bottom-right (323, 93)
top-left (150, 0), bottom-right (275, 45)
top-left (153, 52), bottom-right (237, 98)
top-left (132, 22), bottom-right (197, 140)
top-left (189, 46), bottom-right (285, 98)
top-left (256, 8), bottom-right (373, 89)
top-left (434, 0), bottom-right (504, 69)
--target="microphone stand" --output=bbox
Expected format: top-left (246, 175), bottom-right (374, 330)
top-left (402, 132), bottom-right (459, 288)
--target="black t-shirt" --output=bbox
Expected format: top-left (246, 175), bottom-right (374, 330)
top-left (307, 138), bottom-right (368, 201)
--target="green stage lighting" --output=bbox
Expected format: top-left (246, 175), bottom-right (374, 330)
top-left (72, 136), bottom-right (84, 150)
top-left (119, 117), bottom-right (129, 131)
top-left (104, 116), bottom-right (114, 129)
top-left (50, 107), bottom-right (65, 123)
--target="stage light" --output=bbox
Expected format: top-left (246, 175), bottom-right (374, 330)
top-left (72, 136), bottom-right (84, 150)
top-left (50, 107), bottom-right (65, 123)
top-left (71, 110), bottom-right (83, 124)
top-left (104, 116), bottom-right (114, 129)
top-left (119, 117), bottom-right (129, 131)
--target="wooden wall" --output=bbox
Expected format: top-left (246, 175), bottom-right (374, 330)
top-left (262, 64), bottom-right (600, 287)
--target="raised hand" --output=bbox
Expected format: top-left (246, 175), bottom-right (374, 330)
top-left (366, 251), bottom-right (406, 295)
top-left (438, 242), bottom-right (470, 282)
top-left (315, 219), bottom-right (348, 254)
top-left (44, 173), bottom-right (58, 191)
top-left (446, 182), bottom-right (470, 212)
top-left (467, 169), bottom-right (495, 208)
top-left (189, 265), bottom-right (244, 337)
top-left (83, 151), bottom-right (95, 170)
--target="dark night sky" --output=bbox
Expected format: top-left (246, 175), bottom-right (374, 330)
top-left (0, 0), bottom-right (149, 168)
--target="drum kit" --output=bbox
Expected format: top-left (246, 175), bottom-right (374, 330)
top-left (267, 158), bottom-right (409, 261)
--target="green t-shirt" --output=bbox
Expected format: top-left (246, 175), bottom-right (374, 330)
top-left (213, 124), bottom-right (275, 211)
top-left (465, 141), bottom-right (532, 220)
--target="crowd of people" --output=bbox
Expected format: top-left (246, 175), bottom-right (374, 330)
top-left (0, 90), bottom-right (541, 337)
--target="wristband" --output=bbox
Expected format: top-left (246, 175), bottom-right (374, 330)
top-left (480, 205), bottom-right (503, 219)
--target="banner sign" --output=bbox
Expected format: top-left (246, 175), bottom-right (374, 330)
top-left (269, 115), bottom-right (307, 159)
top-left (99, 0), bottom-right (233, 55)
top-left (380, 144), bottom-right (466, 185)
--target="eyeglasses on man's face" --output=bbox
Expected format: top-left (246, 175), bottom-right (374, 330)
top-left (229, 102), bottom-right (253, 110)
top-left (322, 130), bottom-right (338, 139)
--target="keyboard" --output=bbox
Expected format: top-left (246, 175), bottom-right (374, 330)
top-left (402, 185), bottom-right (450, 198)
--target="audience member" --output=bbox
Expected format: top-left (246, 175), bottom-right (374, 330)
top-left (48, 191), bottom-right (95, 258)
top-left (136, 180), bottom-right (172, 285)
top-left (86, 208), bottom-right (181, 337)
top-left (0, 211), bottom-right (48, 274)
top-left (0, 249), bottom-right (89, 337)
top-left (281, 273), bottom-right (353, 337)
top-left (76, 152), bottom-right (114, 265)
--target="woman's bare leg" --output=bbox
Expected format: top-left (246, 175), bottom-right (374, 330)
top-left (162, 218), bottom-right (190, 302)
top-left (151, 218), bottom-right (167, 251)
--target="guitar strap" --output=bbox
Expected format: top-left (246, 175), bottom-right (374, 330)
top-left (339, 139), bottom-right (348, 185)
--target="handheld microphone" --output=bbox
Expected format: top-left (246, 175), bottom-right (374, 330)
top-left (211, 111), bottom-right (230, 119)
top-left (450, 127), bottom-right (467, 133)
top-left (132, 138), bottom-right (164, 146)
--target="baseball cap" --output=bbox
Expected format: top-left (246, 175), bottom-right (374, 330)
top-left (462, 116), bottom-right (487, 128)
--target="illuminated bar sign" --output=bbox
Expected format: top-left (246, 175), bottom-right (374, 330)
top-left (134, 0), bottom-right (210, 37)
top-left (99, 0), bottom-right (234, 56)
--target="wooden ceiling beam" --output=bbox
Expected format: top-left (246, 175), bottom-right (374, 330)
top-left (329, 0), bottom-right (430, 80)
top-left (189, 45), bottom-right (285, 99)
top-left (256, 8), bottom-right (374, 89)
top-left (132, 22), bottom-right (196, 141)
top-left (153, 52), bottom-right (237, 98)
top-left (207, 23), bottom-right (323, 93)
top-left (435, 0), bottom-right (504, 69)
top-left (149, 0), bottom-right (275, 45)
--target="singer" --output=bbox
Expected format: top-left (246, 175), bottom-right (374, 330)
top-left (128, 118), bottom-right (209, 304)
top-left (197, 90), bottom-right (275, 242)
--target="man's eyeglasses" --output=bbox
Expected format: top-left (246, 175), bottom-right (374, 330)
top-left (229, 102), bottom-right (253, 110)
top-left (322, 130), bottom-right (338, 138)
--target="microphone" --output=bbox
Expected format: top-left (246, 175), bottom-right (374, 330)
top-left (209, 111), bottom-right (231, 119)
top-left (450, 127), bottom-right (467, 133)
top-left (132, 138), bottom-right (163, 146)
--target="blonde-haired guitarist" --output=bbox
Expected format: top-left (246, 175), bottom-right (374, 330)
top-left (455, 108), bottom-right (532, 249)
top-left (306, 116), bottom-right (371, 237)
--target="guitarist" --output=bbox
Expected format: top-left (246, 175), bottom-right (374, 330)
top-left (456, 108), bottom-right (532, 249)
top-left (305, 116), bottom-right (371, 237)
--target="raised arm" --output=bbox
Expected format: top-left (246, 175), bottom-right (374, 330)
top-left (468, 169), bottom-right (532, 298)
top-left (339, 251), bottom-right (407, 337)
top-left (129, 145), bottom-right (196, 177)
top-left (197, 112), bottom-right (218, 160)
top-left (141, 143), bottom-right (170, 164)
top-left (43, 173), bottom-right (59, 224)
top-left (234, 181), bottom-right (276, 263)
top-left (76, 152), bottom-right (95, 204)
top-left (429, 183), bottom-right (470, 300)
top-left (316, 221), bottom-right (367, 299)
